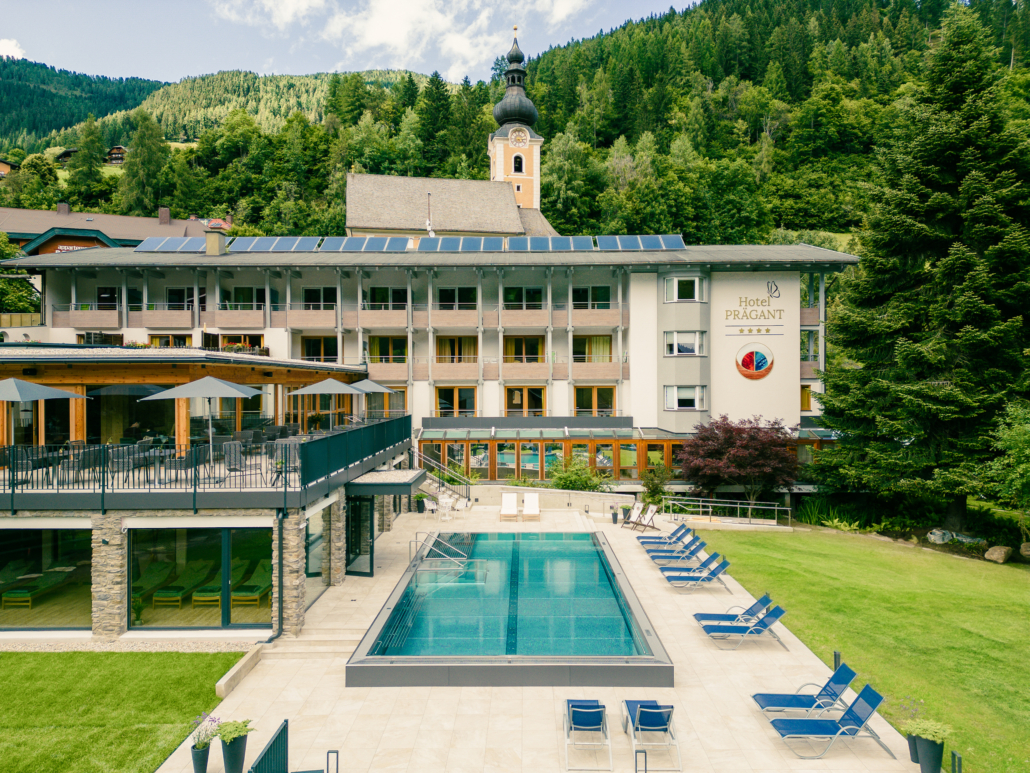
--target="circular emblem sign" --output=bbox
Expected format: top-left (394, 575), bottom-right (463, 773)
top-left (736, 342), bottom-right (774, 380)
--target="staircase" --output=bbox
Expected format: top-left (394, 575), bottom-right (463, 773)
top-left (261, 622), bottom-right (368, 660)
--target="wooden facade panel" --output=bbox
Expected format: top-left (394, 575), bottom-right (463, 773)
top-left (361, 309), bottom-right (407, 328)
top-left (571, 308), bottom-right (620, 328)
top-left (800, 307), bottom-right (820, 326)
top-left (68, 309), bottom-right (120, 329)
top-left (143, 309), bottom-right (193, 329)
top-left (482, 362), bottom-right (499, 380)
top-left (572, 361), bottom-right (621, 380)
top-left (503, 361), bottom-right (549, 379)
top-left (127, 311), bottom-right (144, 327)
top-left (552, 308), bottom-right (568, 327)
top-left (482, 309), bottom-right (498, 327)
top-left (216, 310), bottom-right (265, 328)
top-left (368, 362), bottom-right (408, 381)
top-left (801, 360), bottom-right (818, 378)
top-left (51, 310), bottom-right (71, 328)
top-left (70, 385), bottom-right (86, 442)
top-left (288, 309), bottom-right (336, 329)
top-left (433, 310), bottom-right (478, 328)
top-left (433, 362), bottom-right (478, 380)
top-left (270, 310), bottom-right (287, 328)
top-left (412, 362), bottom-right (429, 381)
top-left (552, 362), bottom-right (569, 380)
top-left (502, 309), bottom-right (548, 328)
top-left (412, 309), bottom-right (429, 328)
top-left (340, 309), bottom-right (358, 328)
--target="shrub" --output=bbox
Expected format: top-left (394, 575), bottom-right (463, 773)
top-left (822, 517), bottom-right (860, 532)
top-left (217, 719), bottom-right (254, 744)
top-left (905, 719), bottom-right (951, 743)
top-left (795, 497), bottom-right (835, 525)
top-left (546, 456), bottom-right (611, 492)
top-left (640, 463), bottom-right (671, 506)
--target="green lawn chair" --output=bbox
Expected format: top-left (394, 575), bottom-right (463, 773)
top-left (231, 559), bottom-right (273, 608)
top-left (191, 558), bottom-right (249, 609)
top-left (130, 561), bottom-right (175, 601)
top-left (1, 569), bottom-right (75, 609)
top-left (152, 560), bottom-right (215, 609)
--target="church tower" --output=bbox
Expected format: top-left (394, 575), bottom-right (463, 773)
top-left (489, 28), bottom-right (542, 210)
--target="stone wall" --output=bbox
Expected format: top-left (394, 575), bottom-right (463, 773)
top-left (329, 497), bottom-right (346, 585)
top-left (91, 511), bottom-right (127, 638)
top-left (271, 509), bottom-right (306, 636)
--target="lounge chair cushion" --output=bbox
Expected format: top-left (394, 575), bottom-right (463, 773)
top-left (770, 718), bottom-right (850, 738)
top-left (753, 694), bottom-right (826, 711)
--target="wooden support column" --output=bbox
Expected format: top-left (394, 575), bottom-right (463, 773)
top-left (274, 384), bottom-right (281, 425)
top-left (175, 398), bottom-right (190, 448)
top-left (70, 385), bottom-right (86, 442)
top-left (37, 400), bottom-right (45, 446)
top-left (235, 398), bottom-right (242, 432)
top-left (0, 400), bottom-right (8, 445)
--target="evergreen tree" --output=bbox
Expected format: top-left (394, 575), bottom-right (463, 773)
top-left (168, 152), bottom-right (208, 219)
top-left (337, 73), bottom-right (368, 127)
top-left (816, 4), bottom-right (1030, 530)
top-left (416, 71), bottom-right (451, 172)
top-left (64, 114), bottom-right (106, 207)
top-left (120, 108), bottom-right (169, 215)
top-left (448, 76), bottom-right (488, 172)
top-left (399, 73), bottom-right (420, 110)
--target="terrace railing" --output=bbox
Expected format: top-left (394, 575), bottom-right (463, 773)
top-left (409, 447), bottom-right (471, 501)
top-left (248, 719), bottom-right (288, 773)
top-left (661, 495), bottom-right (791, 526)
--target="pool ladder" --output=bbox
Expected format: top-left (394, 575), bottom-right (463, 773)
top-left (410, 532), bottom-right (474, 565)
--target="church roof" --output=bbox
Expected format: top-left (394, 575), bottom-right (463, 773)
top-left (518, 208), bottom-right (559, 237)
top-left (346, 174), bottom-right (529, 235)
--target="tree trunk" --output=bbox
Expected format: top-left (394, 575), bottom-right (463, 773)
top-left (943, 494), bottom-right (966, 533)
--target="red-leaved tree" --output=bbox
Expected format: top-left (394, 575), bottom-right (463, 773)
top-left (677, 415), bottom-right (799, 505)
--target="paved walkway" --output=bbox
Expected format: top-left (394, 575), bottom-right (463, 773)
top-left (157, 507), bottom-right (918, 773)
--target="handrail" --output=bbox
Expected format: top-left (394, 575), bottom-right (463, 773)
top-left (409, 532), bottom-right (468, 564)
top-left (661, 495), bottom-right (791, 526)
top-left (410, 447), bottom-right (471, 500)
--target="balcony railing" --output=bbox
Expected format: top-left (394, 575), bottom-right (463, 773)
top-left (434, 355), bottom-right (478, 364)
top-left (218, 302), bottom-right (265, 311)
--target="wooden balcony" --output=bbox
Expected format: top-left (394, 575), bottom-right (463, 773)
top-left (362, 308), bottom-right (407, 328)
top-left (503, 360), bottom-right (549, 379)
top-left (502, 308), bottom-right (549, 327)
top-left (217, 308), bottom-right (264, 328)
top-left (368, 361), bottom-right (408, 381)
top-left (571, 360), bottom-right (621, 379)
top-left (65, 307), bottom-right (120, 329)
top-left (142, 308), bottom-right (193, 328)
top-left (432, 308), bottom-right (479, 328)
top-left (287, 308), bottom-right (336, 329)
top-left (433, 359), bottom-right (478, 379)
top-left (570, 306), bottom-right (621, 327)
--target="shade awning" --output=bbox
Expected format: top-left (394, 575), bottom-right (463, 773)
top-left (285, 379), bottom-right (365, 397)
top-left (139, 376), bottom-right (263, 401)
top-left (87, 384), bottom-right (166, 397)
top-left (351, 379), bottom-right (397, 394)
top-left (0, 378), bottom-right (89, 402)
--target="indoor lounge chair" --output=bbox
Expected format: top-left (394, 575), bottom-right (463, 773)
top-left (523, 492), bottom-right (541, 522)
top-left (769, 684), bottom-right (895, 760)
top-left (752, 663), bottom-right (857, 716)
top-left (192, 558), bottom-right (249, 608)
top-left (619, 502), bottom-right (644, 528)
top-left (152, 560), bottom-right (215, 609)
top-left (659, 552), bottom-right (721, 576)
top-left (0, 559), bottom-right (32, 594)
top-left (692, 593), bottom-right (773, 625)
top-left (130, 560), bottom-right (175, 601)
top-left (1, 568), bottom-right (76, 609)
top-left (637, 524), bottom-right (691, 546)
top-left (620, 701), bottom-right (681, 771)
top-left (563, 699), bottom-right (612, 771)
top-left (700, 604), bottom-right (787, 648)
top-left (231, 559), bottom-right (273, 608)
top-left (663, 559), bottom-right (731, 592)
top-left (500, 492), bottom-right (519, 522)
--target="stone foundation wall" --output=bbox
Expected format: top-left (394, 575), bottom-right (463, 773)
top-left (272, 510), bottom-right (306, 636)
top-left (91, 511), bottom-right (127, 638)
top-left (329, 497), bottom-right (346, 585)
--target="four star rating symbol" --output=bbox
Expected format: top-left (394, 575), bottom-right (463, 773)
top-left (738, 327), bottom-right (773, 334)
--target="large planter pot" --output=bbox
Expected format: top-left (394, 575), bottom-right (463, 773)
top-left (221, 736), bottom-right (248, 773)
top-left (913, 736), bottom-right (945, 773)
top-left (906, 734), bottom-right (919, 763)
top-left (417, 500), bottom-right (425, 513)
top-left (191, 745), bottom-right (209, 773)
top-left (611, 512), bottom-right (618, 525)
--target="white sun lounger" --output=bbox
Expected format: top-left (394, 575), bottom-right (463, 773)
top-left (523, 492), bottom-right (541, 521)
top-left (500, 492), bottom-right (519, 522)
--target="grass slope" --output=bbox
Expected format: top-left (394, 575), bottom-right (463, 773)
top-left (701, 529), bottom-right (1030, 772)
top-left (0, 651), bottom-right (242, 773)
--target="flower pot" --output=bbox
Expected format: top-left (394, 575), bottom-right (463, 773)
top-left (906, 734), bottom-right (919, 763)
top-left (611, 512), bottom-right (618, 524)
top-left (221, 736), bottom-right (248, 773)
top-left (191, 745), bottom-right (209, 773)
top-left (417, 500), bottom-right (425, 513)
top-left (913, 736), bottom-right (944, 773)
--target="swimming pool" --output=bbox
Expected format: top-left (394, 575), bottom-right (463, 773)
top-left (347, 532), bottom-right (673, 687)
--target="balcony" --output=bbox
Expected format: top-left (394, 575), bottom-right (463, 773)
top-left (431, 303), bottom-right (479, 328)
top-left (571, 355), bottom-right (621, 379)
top-left (361, 302), bottom-right (407, 328)
top-left (501, 304), bottom-right (548, 327)
top-left (433, 355), bottom-right (478, 380)
top-left (503, 357), bottom-right (549, 379)
top-left (53, 304), bottom-right (121, 329)
top-left (217, 303), bottom-right (264, 328)
top-left (800, 307), bottom-right (821, 326)
top-left (801, 359), bottom-right (819, 378)
top-left (141, 303), bottom-right (193, 329)
top-left (282, 303), bottom-right (336, 330)
top-left (569, 302), bottom-right (621, 327)
top-left (368, 358), bottom-right (408, 381)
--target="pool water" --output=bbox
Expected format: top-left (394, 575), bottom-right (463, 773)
top-left (370, 532), bottom-right (650, 658)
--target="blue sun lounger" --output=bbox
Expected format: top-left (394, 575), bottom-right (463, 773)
top-left (700, 604), bottom-right (787, 646)
top-left (620, 701), bottom-right (681, 771)
top-left (563, 700), bottom-right (612, 771)
top-left (663, 559), bottom-right (731, 592)
top-left (644, 535), bottom-right (701, 556)
top-left (637, 524), bottom-right (691, 547)
top-left (659, 552), bottom-right (721, 576)
top-left (693, 593), bottom-right (773, 625)
top-left (647, 538), bottom-right (706, 566)
top-left (752, 663), bottom-right (857, 716)
top-left (770, 685), bottom-right (895, 760)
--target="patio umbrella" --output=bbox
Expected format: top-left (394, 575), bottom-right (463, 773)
top-left (0, 378), bottom-right (89, 445)
top-left (139, 376), bottom-right (262, 448)
top-left (285, 379), bottom-right (365, 429)
top-left (350, 379), bottom-right (397, 394)
top-left (86, 384), bottom-right (165, 397)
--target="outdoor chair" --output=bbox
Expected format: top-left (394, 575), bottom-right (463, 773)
top-left (500, 492), bottom-right (519, 522)
top-left (752, 663), bottom-right (857, 716)
top-left (164, 446), bottom-right (207, 485)
top-left (423, 499), bottom-right (438, 521)
top-left (663, 559), bottom-right (732, 592)
top-left (619, 502), bottom-right (644, 528)
top-left (659, 552), bottom-right (721, 576)
top-left (232, 430), bottom-right (253, 444)
top-left (699, 604), bottom-right (787, 648)
top-left (523, 492), bottom-right (541, 521)
top-left (769, 684), bottom-right (895, 760)
top-left (209, 435), bottom-right (231, 461)
top-left (223, 441), bottom-right (261, 485)
top-left (107, 446), bottom-right (140, 485)
top-left (58, 445), bottom-right (101, 486)
top-left (647, 537), bottom-right (706, 565)
top-left (563, 700), bottom-right (612, 771)
top-left (633, 504), bottom-right (660, 531)
top-left (268, 441), bottom-right (300, 486)
top-left (693, 593), bottom-right (773, 626)
top-left (620, 701), bottom-right (681, 771)
top-left (286, 423), bottom-right (300, 436)
top-left (637, 524), bottom-right (691, 546)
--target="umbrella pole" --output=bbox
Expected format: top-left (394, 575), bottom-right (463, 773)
top-left (207, 397), bottom-right (214, 448)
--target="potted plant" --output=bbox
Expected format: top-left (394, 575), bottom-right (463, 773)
top-left (619, 504), bottom-right (633, 523)
top-left (189, 712), bottom-right (220, 773)
top-left (218, 719), bottom-right (255, 773)
top-left (414, 492), bottom-right (427, 513)
top-left (905, 719), bottom-right (951, 773)
top-left (131, 597), bottom-right (145, 625)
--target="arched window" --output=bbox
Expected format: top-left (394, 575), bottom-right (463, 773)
top-left (513, 155), bottom-right (524, 174)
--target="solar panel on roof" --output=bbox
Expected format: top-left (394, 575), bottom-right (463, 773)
top-left (178, 237), bottom-right (207, 252)
top-left (508, 237), bottom-right (529, 251)
top-left (155, 237), bottom-right (188, 252)
top-left (319, 236), bottom-right (346, 251)
top-left (271, 237), bottom-right (299, 252)
top-left (134, 237), bottom-right (167, 252)
top-left (529, 236), bottom-right (550, 251)
top-left (417, 238), bottom-right (440, 251)
top-left (660, 234), bottom-right (686, 249)
top-left (363, 237), bottom-right (388, 251)
top-left (459, 237), bottom-right (483, 251)
top-left (438, 237), bottom-right (461, 251)
top-left (294, 237), bottom-right (321, 251)
top-left (230, 236), bottom-right (257, 252)
top-left (618, 235), bottom-right (642, 250)
top-left (571, 236), bottom-right (594, 251)
top-left (550, 236), bottom-right (572, 251)
top-left (341, 237), bottom-right (366, 252)
top-left (639, 234), bottom-right (663, 250)
top-left (251, 237), bottom-right (278, 251)
top-left (385, 237), bottom-right (409, 251)
top-left (596, 235), bottom-right (620, 251)
top-left (482, 237), bottom-right (504, 252)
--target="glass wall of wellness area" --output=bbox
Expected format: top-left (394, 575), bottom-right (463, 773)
top-left (0, 528), bottom-right (92, 629)
top-left (419, 429), bottom-right (689, 483)
top-left (85, 385), bottom-right (175, 445)
top-left (128, 528), bottom-right (273, 628)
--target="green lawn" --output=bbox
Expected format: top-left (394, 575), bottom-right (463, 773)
top-left (56, 166), bottom-right (123, 182)
top-left (700, 529), bottom-right (1030, 772)
top-left (0, 652), bottom-right (242, 773)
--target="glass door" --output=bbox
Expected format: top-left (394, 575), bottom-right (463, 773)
top-left (345, 496), bottom-right (374, 576)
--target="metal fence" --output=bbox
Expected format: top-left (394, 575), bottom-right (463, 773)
top-left (248, 719), bottom-right (288, 773)
top-left (661, 495), bottom-right (791, 525)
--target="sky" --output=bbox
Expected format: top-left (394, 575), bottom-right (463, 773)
top-left (1, 0), bottom-right (686, 84)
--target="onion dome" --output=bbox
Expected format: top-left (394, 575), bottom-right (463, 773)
top-left (493, 28), bottom-right (538, 129)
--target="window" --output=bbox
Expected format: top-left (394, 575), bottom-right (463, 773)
top-left (78, 333), bottom-right (123, 345)
top-left (505, 386), bottom-right (545, 417)
top-left (303, 287), bottom-right (337, 310)
top-left (513, 155), bottom-right (524, 174)
top-left (149, 334), bottom-right (192, 348)
top-left (664, 386), bottom-right (705, 411)
top-left (438, 287), bottom-right (477, 310)
top-left (521, 442), bottom-right (541, 478)
top-left (572, 336), bottom-right (612, 363)
top-left (619, 443), bottom-right (639, 480)
top-left (368, 336), bottom-right (407, 363)
top-left (437, 387), bottom-right (476, 417)
top-left (165, 287), bottom-right (195, 310)
top-left (665, 331), bottom-right (705, 356)
top-left (515, 184), bottom-right (522, 192)
top-left (665, 277), bottom-right (703, 302)
top-left (96, 286), bottom-right (118, 310)
top-left (504, 336), bottom-right (545, 363)
top-left (221, 287), bottom-right (267, 310)
top-left (366, 388), bottom-right (405, 419)
top-left (503, 286), bottom-right (543, 310)
top-left (436, 336), bottom-right (477, 363)
top-left (365, 287), bottom-right (406, 310)
top-left (572, 286), bottom-right (611, 310)
top-left (575, 386), bottom-right (615, 416)
top-left (302, 336), bottom-right (338, 362)
top-left (646, 444), bottom-right (666, 468)
top-left (801, 385), bottom-right (813, 411)
top-left (220, 334), bottom-right (263, 348)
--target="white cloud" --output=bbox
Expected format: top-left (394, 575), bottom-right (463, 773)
top-left (0, 38), bottom-right (26, 60)
top-left (533, 0), bottom-right (590, 25)
top-left (212, 0), bottom-right (327, 29)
